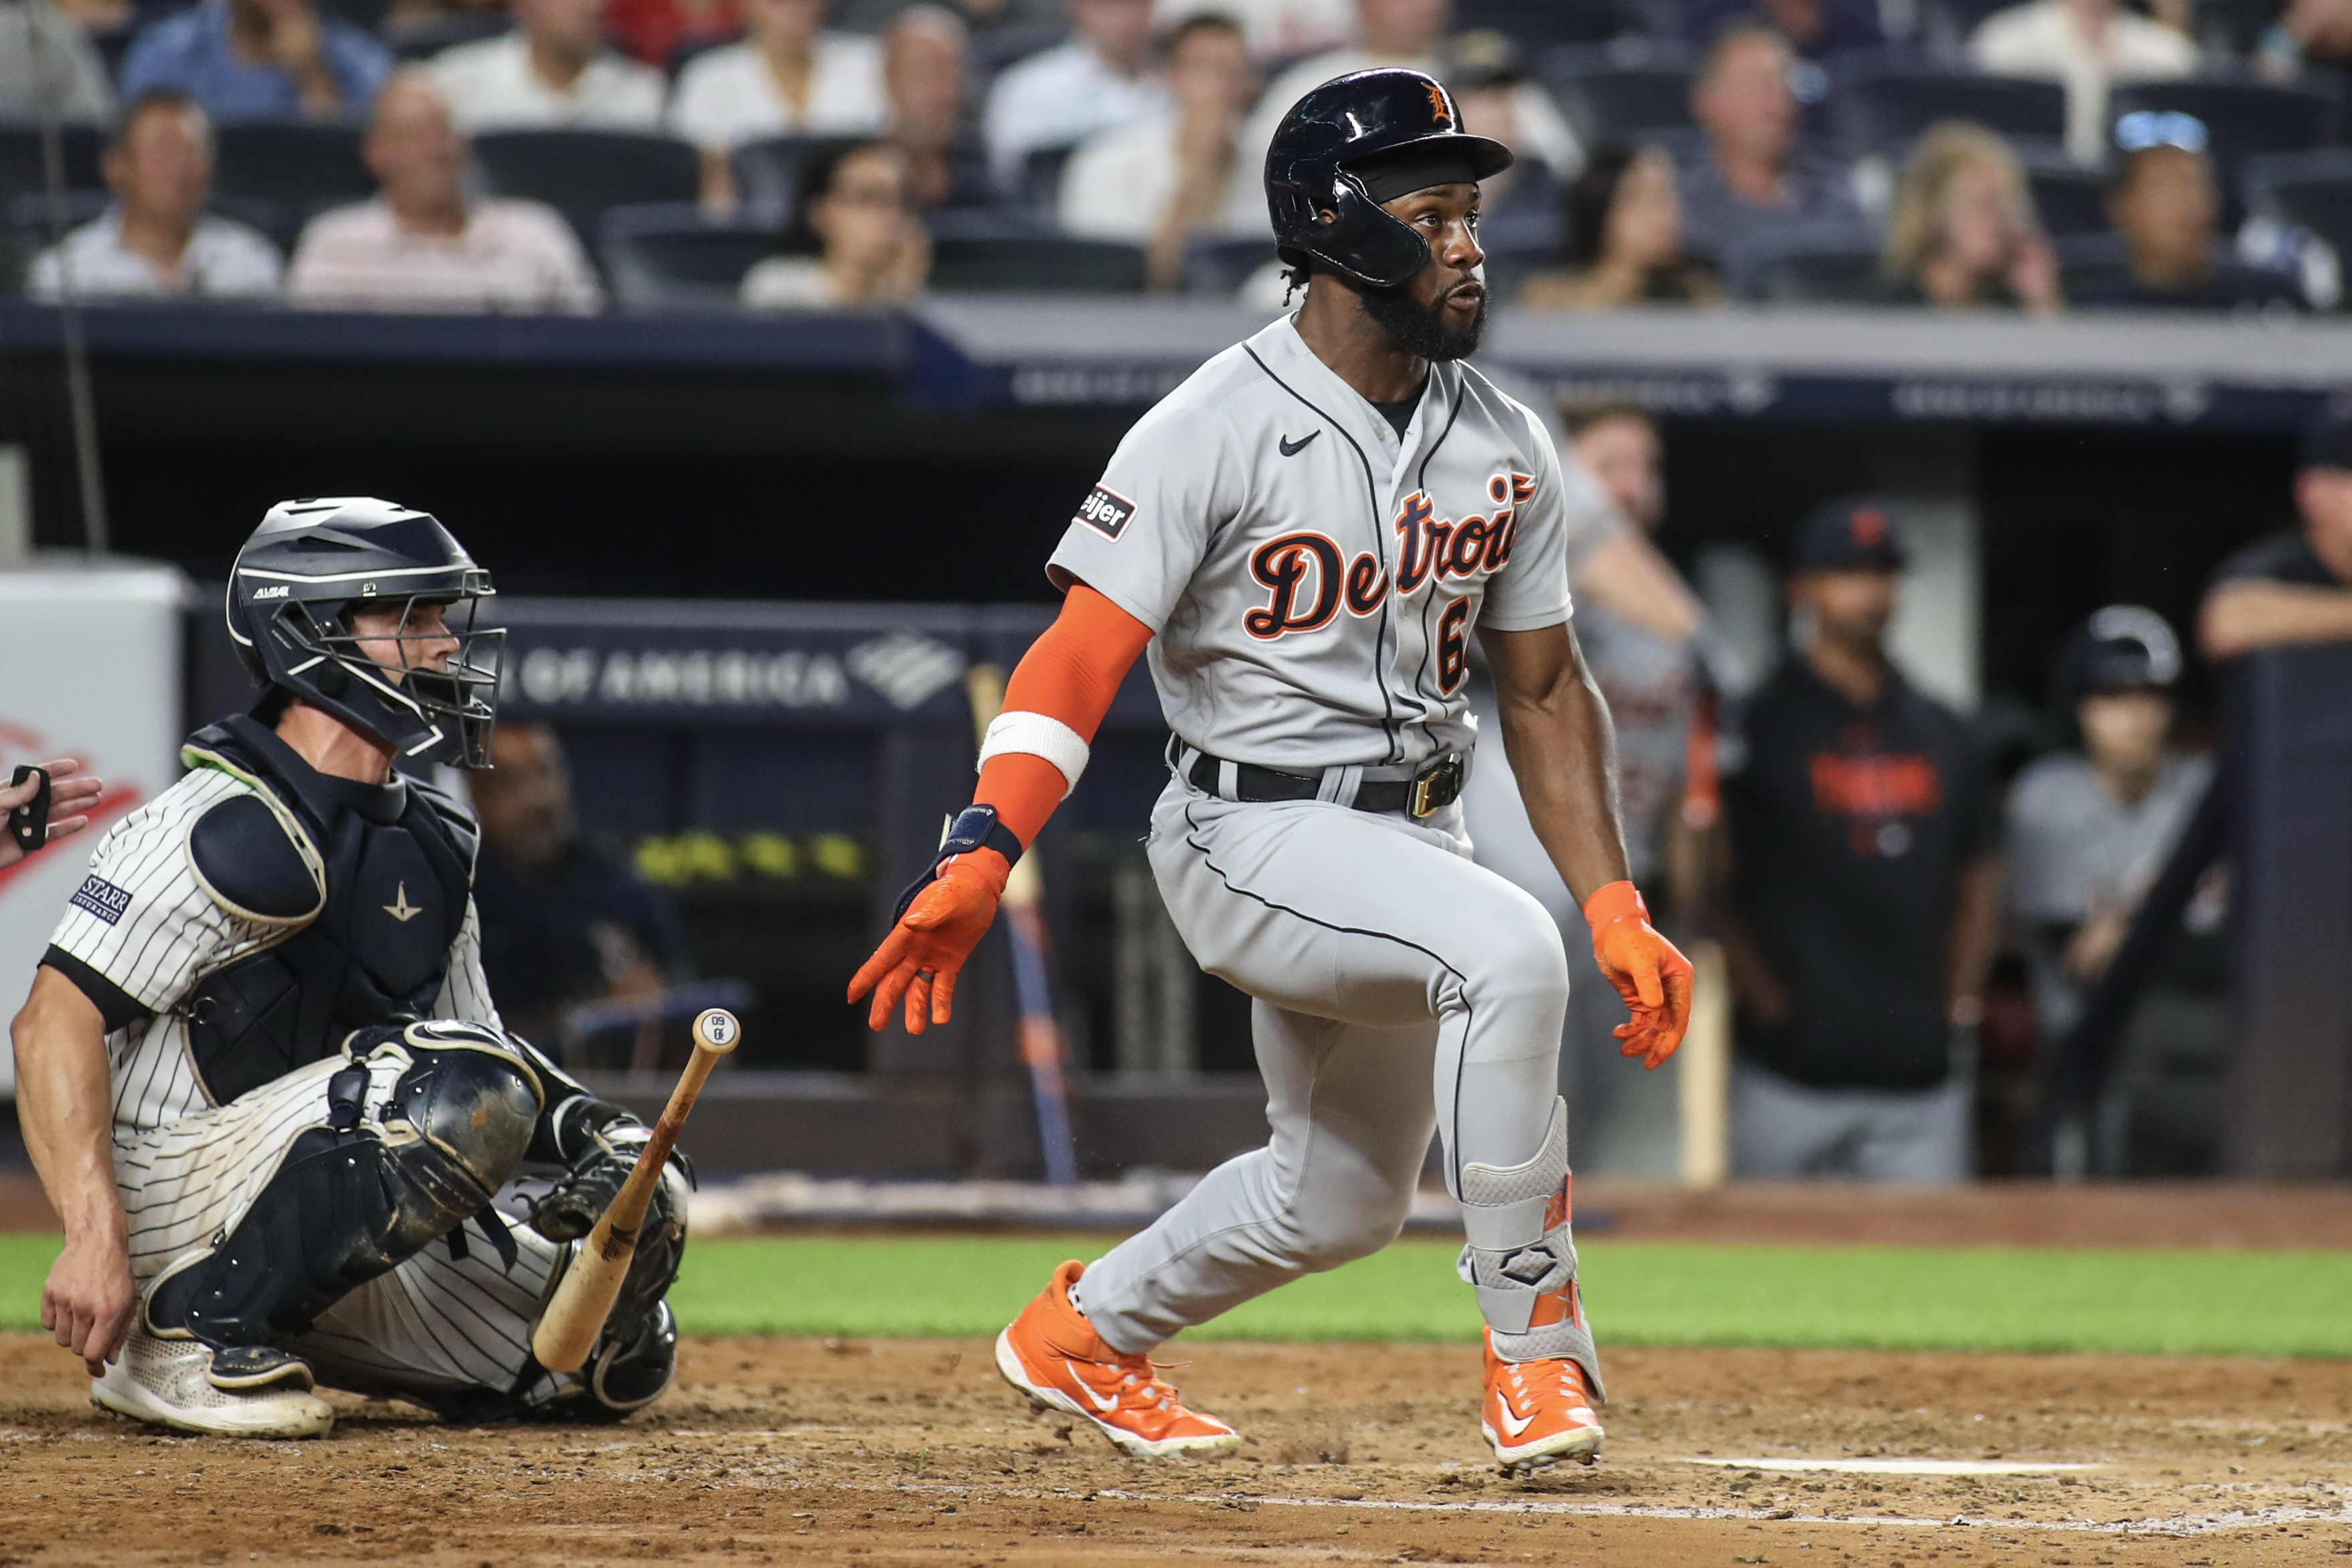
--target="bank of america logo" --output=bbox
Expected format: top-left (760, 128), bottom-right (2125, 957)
top-left (847, 633), bottom-right (965, 711)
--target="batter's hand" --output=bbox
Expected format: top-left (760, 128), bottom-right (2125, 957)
top-left (1584, 880), bottom-right (1693, 1069)
top-left (848, 850), bottom-right (1011, 1034)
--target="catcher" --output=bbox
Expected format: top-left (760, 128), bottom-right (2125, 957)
top-left (11, 497), bottom-right (687, 1438)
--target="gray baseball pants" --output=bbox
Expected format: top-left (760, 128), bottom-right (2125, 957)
top-left (1076, 774), bottom-right (1575, 1357)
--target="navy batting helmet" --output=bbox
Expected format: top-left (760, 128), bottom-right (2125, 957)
top-left (226, 497), bottom-right (503, 768)
top-left (1265, 68), bottom-right (1513, 290)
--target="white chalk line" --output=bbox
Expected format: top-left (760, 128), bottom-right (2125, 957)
top-left (1685, 1456), bottom-right (2102, 1477)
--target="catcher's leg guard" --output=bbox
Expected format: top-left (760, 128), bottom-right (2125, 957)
top-left (148, 1028), bottom-right (541, 1348)
top-left (1454, 1096), bottom-right (1605, 1397)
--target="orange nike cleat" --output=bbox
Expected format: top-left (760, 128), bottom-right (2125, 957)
top-left (994, 1260), bottom-right (1242, 1459)
top-left (1481, 1327), bottom-right (1605, 1474)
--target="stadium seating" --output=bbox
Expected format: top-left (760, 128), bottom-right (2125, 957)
top-left (1744, 240), bottom-right (1885, 302)
top-left (598, 202), bottom-right (780, 309)
top-left (1826, 67), bottom-right (2067, 157)
top-left (2240, 147), bottom-right (2352, 270)
top-left (212, 121), bottom-right (371, 223)
top-left (928, 233), bottom-right (1147, 293)
top-left (2106, 79), bottom-right (2345, 202)
top-left (2021, 155), bottom-right (2110, 236)
top-left (1181, 235), bottom-right (1276, 295)
top-left (471, 129), bottom-right (702, 249)
top-left (1916, 0), bottom-right (2027, 60)
top-left (386, 13), bottom-right (511, 62)
top-left (1457, 0), bottom-right (1643, 51)
top-left (1018, 145), bottom-right (1076, 214)
top-left (2053, 231), bottom-right (2134, 296)
top-left (730, 133), bottom-right (871, 224)
top-left (0, 121), bottom-right (105, 213)
top-left (1540, 50), bottom-right (1698, 145)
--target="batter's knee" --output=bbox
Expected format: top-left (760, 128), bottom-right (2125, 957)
top-left (1463, 901), bottom-right (1572, 1017)
top-left (1277, 1176), bottom-right (1420, 1274)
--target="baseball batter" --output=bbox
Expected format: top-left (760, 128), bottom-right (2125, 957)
top-left (13, 499), bottom-right (688, 1438)
top-left (849, 69), bottom-right (1694, 1474)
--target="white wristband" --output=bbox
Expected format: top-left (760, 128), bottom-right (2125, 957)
top-left (978, 710), bottom-right (1090, 797)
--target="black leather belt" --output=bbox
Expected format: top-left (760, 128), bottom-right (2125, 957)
top-left (1183, 748), bottom-right (1464, 820)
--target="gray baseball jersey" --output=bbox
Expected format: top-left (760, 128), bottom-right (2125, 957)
top-left (1047, 315), bottom-right (1574, 771)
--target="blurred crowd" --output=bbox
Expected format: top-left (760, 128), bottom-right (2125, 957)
top-left (4, 0), bottom-right (2347, 312)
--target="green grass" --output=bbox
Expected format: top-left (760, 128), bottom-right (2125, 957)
top-left (9, 1233), bottom-right (2349, 1359)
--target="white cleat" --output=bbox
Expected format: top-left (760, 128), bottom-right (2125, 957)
top-left (92, 1326), bottom-right (335, 1439)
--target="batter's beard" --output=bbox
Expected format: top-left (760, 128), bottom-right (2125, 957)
top-left (1361, 276), bottom-right (1488, 361)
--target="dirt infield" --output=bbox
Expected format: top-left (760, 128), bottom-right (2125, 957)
top-left (2, 1332), bottom-right (2347, 1567)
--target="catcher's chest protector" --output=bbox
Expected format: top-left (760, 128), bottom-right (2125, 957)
top-left (181, 715), bottom-right (476, 1106)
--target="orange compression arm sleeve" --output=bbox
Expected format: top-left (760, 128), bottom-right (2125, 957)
top-left (975, 584), bottom-right (1155, 849)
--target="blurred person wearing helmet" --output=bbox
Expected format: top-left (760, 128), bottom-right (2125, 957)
top-left (2200, 409), bottom-right (2352, 659)
top-left (1715, 499), bottom-right (2003, 1182)
top-left (9, 499), bottom-right (688, 1440)
top-left (2005, 607), bottom-right (2209, 1044)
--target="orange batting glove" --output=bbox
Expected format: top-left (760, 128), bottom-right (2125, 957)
top-left (848, 849), bottom-right (1009, 1035)
top-left (1584, 880), bottom-right (1694, 1070)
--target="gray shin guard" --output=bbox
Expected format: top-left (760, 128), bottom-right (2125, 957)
top-left (1454, 1097), bottom-right (1606, 1399)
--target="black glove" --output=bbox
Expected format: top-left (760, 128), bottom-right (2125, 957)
top-left (527, 1108), bottom-right (691, 1344)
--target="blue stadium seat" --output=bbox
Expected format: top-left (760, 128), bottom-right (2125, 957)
top-left (2021, 155), bottom-right (2109, 236)
top-left (471, 129), bottom-right (703, 250)
top-left (2240, 147), bottom-right (2352, 270)
top-left (0, 121), bottom-right (103, 212)
top-left (1744, 240), bottom-right (1886, 302)
top-left (1540, 46), bottom-right (1698, 145)
top-left (598, 201), bottom-right (780, 309)
top-left (2107, 79), bottom-right (2345, 199)
top-left (730, 133), bottom-right (870, 225)
top-left (928, 233), bottom-right (1147, 293)
top-left (1827, 67), bottom-right (2067, 156)
top-left (1181, 236), bottom-right (1277, 296)
top-left (212, 121), bottom-right (371, 220)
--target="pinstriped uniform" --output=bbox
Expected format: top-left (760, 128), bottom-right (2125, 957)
top-left (49, 764), bottom-right (560, 1401)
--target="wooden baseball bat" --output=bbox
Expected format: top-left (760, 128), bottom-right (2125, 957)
top-left (530, 1008), bottom-right (739, 1373)
top-left (964, 664), bottom-right (1080, 1187)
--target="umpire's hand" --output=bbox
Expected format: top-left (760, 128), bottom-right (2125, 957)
top-left (1, 759), bottom-right (105, 871)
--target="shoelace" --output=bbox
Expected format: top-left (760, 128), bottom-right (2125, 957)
top-left (1501, 1359), bottom-right (1590, 1415)
top-left (1104, 1356), bottom-right (1194, 1415)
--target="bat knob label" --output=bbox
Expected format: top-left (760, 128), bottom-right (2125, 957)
top-left (693, 1009), bottom-right (741, 1052)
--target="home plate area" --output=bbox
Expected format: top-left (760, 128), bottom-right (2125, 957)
top-left (4, 1334), bottom-right (2349, 1566)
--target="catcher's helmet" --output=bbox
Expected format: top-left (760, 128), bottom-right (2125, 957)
top-left (225, 497), bottom-right (503, 768)
top-left (1265, 68), bottom-right (1513, 290)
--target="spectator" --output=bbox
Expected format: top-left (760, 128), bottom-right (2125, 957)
top-left (2006, 606), bottom-right (2209, 1043)
top-left (0, 759), bottom-right (104, 874)
top-left (469, 722), bottom-right (691, 1055)
top-left (30, 90), bottom-right (282, 302)
top-left (740, 137), bottom-right (929, 307)
top-left (0, 0), bottom-right (116, 122)
top-left (118, 0), bottom-right (392, 122)
top-left (1058, 13), bottom-right (1262, 288)
top-left (1522, 143), bottom-right (1721, 308)
top-left (1717, 499), bottom-right (2001, 1183)
top-left (1676, 23), bottom-right (1867, 288)
top-left (1876, 120), bottom-right (2062, 313)
top-left (1245, 0), bottom-right (1580, 184)
top-left (603, 0), bottom-right (736, 68)
top-left (2199, 410), bottom-right (2352, 659)
top-left (2072, 115), bottom-right (2306, 311)
top-left (669, 0), bottom-right (888, 202)
top-left (287, 70), bottom-right (602, 312)
top-left (427, 0), bottom-right (665, 131)
top-left (1157, 0), bottom-right (1350, 59)
top-left (2256, 0), bottom-right (2352, 84)
top-left (1968, 0), bottom-right (2194, 165)
top-left (1682, 0), bottom-right (1884, 58)
top-left (983, 0), bottom-right (1165, 185)
top-left (884, 5), bottom-right (994, 212)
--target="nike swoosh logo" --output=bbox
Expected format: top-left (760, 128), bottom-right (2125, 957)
top-left (1278, 430), bottom-right (1321, 456)
top-left (1068, 1362), bottom-right (1119, 1413)
top-left (1495, 1397), bottom-right (1536, 1438)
